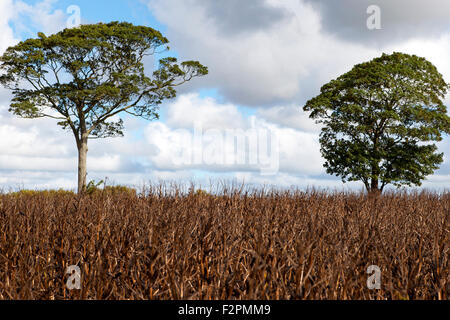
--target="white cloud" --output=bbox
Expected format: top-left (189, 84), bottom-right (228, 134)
top-left (256, 104), bottom-right (320, 133)
top-left (0, 122), bottom-right (72, 158)
top-left (0, 0), bottom-right (18, 53)
top-left (0, 155), bottom-right (74, 171)
top-left (147, 0), bottom-right (378, 106)
top-left (304, 0), bottom-right (450, 45)
top-left (144, 94), bottom-right (324, 175)
top-left (148, 0), bottom-right (450, 108)
top-left (166, 93), bottom-right (245, 130)
top-left (11, 0), bottom-right (67, 37)
top-left (0, 0), bottom-right (19, 106)
top-left (276, 126), bottom-right (323, 175)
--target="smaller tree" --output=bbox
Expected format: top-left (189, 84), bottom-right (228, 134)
top-left (303, 52), bottom-right (450, 194)
top-left (0, 22), bottom-right (208, 193)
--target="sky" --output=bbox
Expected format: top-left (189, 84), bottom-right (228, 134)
top-left (0, 0), bottom-right (449, 192)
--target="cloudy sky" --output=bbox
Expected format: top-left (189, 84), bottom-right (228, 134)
top-left (0, 0), bottom-right (449, 191)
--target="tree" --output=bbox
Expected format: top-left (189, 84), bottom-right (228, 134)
top-left (303, 52), bottom-right (450, 194)
top-left (0, 22), bottom-right (208, 193)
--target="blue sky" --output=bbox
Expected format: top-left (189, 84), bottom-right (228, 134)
top-left (0, 0), bottom-right (449, 192)
top-left (13, 0), bottom-right (164, 32)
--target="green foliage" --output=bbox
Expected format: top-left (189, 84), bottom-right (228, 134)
top-left (84, 179), bottom-right (137, 196)
top-left (5, 186), bottom-right (136, 198)
top-left (0, 21), bottom-right (208, 140)
top-left (194, 189), bottom-right (210, 197)
top-left (86, 185), bottom-right (137, 197)
top-left (8, 189), bottom-right (76, 197)
top-left (85, 179), bottom-right (105, 195)
top-left (304, 52), bottom-right (450, 192)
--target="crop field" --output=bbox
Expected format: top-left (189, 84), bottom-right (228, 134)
top-left (0, 186), bottom-right (448, 300)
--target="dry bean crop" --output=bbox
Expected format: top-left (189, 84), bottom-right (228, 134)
top-left (0, 186), bottom-right (448, 300)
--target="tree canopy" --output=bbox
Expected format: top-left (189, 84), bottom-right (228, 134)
top-left (303, 52), bottom-right (450, 193)
top-left (0, 21), bottom-right (208, 193)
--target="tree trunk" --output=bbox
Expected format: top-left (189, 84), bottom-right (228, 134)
top-left (77, 136), bottom-right (88, 194)
top-left (368, 157), bottom-right (381, 195)
top-left (369, 134), bottom-right (382, 196)
top-left (370, 177), bottom-right (381, 195)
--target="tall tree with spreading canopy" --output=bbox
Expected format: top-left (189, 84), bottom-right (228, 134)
top-left (303, 52), bottom-right (449, 194)
top-left (0, 22), bottom-right (208, 193)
